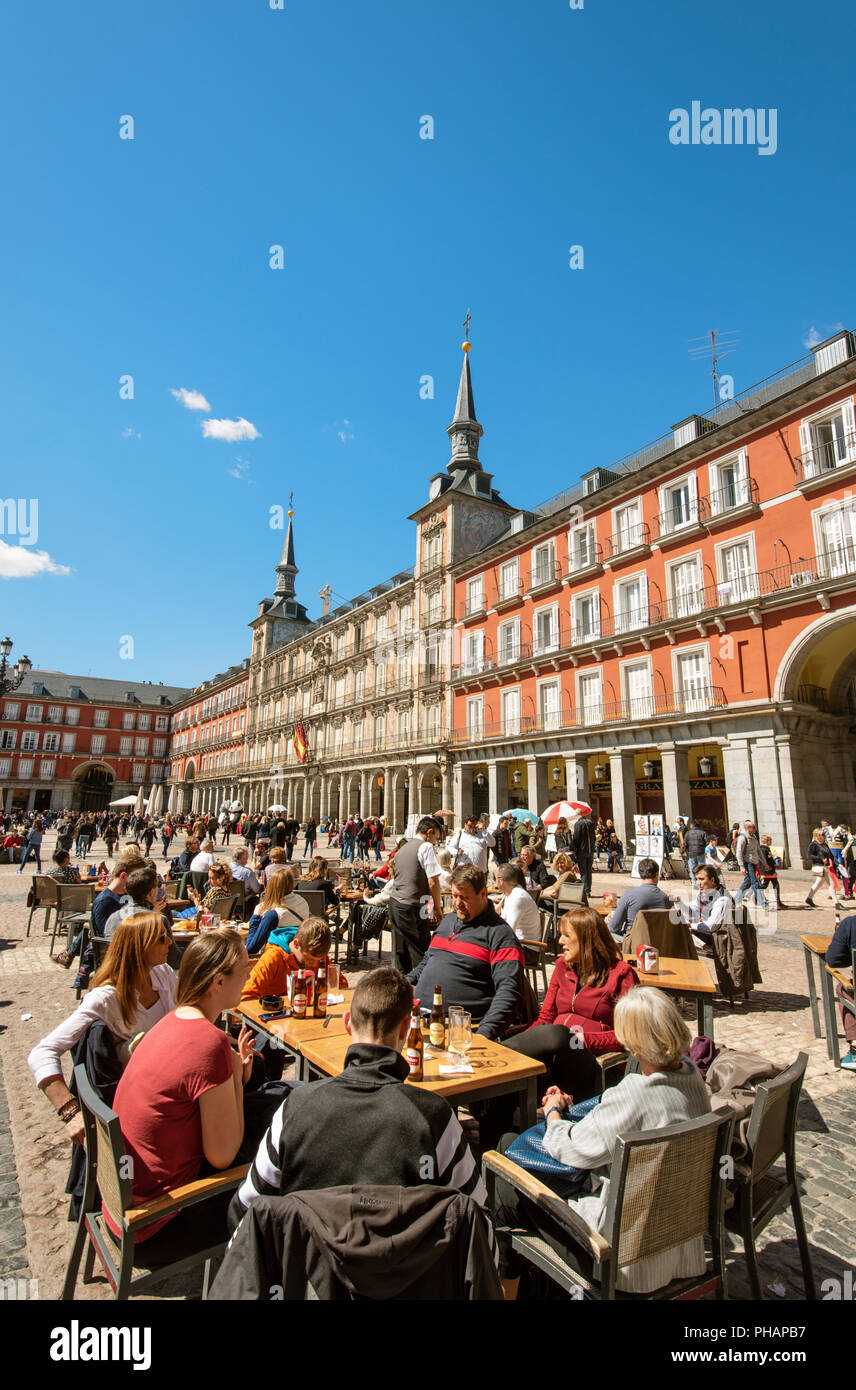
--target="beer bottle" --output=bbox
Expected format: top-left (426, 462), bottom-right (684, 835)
top-left (405, 1001), bottom-right (424, 1081)
top-left (292, 969), bottom-right (308, 1019)
top-left (313, 961), bottom-right (327, 1018)
top-left (429, 985), bottom-right (445, 1050)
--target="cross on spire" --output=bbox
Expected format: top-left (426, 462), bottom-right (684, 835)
top-left (462, 308), bottom-right (472, 340)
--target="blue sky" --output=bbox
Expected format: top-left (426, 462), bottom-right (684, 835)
top-left (2, 0), bottom-right (853, 689)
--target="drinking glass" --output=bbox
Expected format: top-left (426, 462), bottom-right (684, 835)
top-left (327, 962), bottom-right (340, 995)
top-left (447, 1010), bottom-right (472, 1063)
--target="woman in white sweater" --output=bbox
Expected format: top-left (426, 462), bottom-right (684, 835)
top-left (28, 913), bottom-right (176, 1146)
top-left (499, 987), bottom-right (712, 1296)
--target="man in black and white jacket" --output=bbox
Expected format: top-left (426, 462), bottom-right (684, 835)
top-left (231, 967), bottom-right (486, 1230)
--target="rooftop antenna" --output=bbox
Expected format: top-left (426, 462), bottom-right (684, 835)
top-left (688, 330), bottom-right (740, 413)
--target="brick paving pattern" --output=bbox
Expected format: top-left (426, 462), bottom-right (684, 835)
top-left (0, 832), bottom-right (852, 1300)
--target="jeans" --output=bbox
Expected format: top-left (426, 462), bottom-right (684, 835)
top-left (373, 844), bottom-right (382, 862)
top-left (76, 836), bottom-right (90, 859)
top-left (687, 855), bottom-right (704, 876)
top-left (342, 835), bottom-right (355, 863)
top-left (735, 861), bottom-right (766, 907)
top-left (304, 837), bottom-right (315, 857)
top-left (20, 842), bottom-right (42, 872)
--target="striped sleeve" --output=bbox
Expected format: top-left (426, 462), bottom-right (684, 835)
top-left (233, 1094), bottom-right (290, 1220)
top-left (433, 1109), bottom-right (488, 1209)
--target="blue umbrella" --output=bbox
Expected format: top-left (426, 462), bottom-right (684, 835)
top-left (504, 808), bottom-right (539, 825)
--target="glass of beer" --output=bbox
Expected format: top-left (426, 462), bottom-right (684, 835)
top-left (448, 1010), bottom-right (472, 1064)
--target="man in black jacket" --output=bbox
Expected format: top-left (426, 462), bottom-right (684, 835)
top-left (167, 834), bottom-right (201, 881)
top-left (826, 915), bottom-right (856, 1071)
top-left (518, 845), bottom-right (556, 892)
top-left (231, 967), bottom-right (486, 1228)
top-left (571, 814), bottom-right (596, 895)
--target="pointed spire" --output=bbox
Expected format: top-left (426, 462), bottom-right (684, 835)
top-left (447, 335), bottom-right (483, 471)
top-left (274, 498), bottom-right (298, 598)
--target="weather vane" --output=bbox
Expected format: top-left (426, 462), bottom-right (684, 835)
top-left (288, 490), bottom-right (294, 518)
top-left (462, 309), bottom-right (472, 352)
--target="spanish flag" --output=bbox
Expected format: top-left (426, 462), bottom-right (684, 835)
top-left (293, 722), bottom-right (309, 764)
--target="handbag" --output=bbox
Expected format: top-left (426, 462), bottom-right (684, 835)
top-left (504, 1096), bottom-right (600, 1197)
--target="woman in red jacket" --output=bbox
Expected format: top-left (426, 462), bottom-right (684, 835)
top-left (501, 906), bottom-right (636, 1103)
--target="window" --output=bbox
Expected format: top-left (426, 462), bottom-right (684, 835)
top-left (423, 531), bottom-right (443, 570)
top-left (398, 603), bottom-right (412, 632)
top-left (424, 703), bottom-right (440, 741)
top-left (0, 730), bottom-right (16, 750)
top-left (800, 399), bottom-right (856, 478)
top-left (613, 500), bottom-right (644, 554)
top-left (3, 702), bottom-right (19, 720)
top-left (375, 611), bottom-right (388, 645)
top-left (40, 760), bottom-right (55, 779)
top-left (21, 731), bottom-right (38, 751)
top-left (538, 679), bottom-right (561, 730)
top-left (466, 696), bottom-right (484, 739)
top-left (498, 619), bottom-right (520, 665)
top-left (659, 475), bottom-right (697, 534)
top-left (374, 660), bottom-right (387, 695)
top-left (137, 714), bottom-right (151, 730)
top-left (573, 592), bottom-right (600, 642)
top-left (426, 590), bottom-right (442, 624)
top-left (122, 711), bottom-right (135, 729)
top-left (25, 704), bottom-right (42, 722)
top-left (461, 630), bottom-right (485, 675)
top-left (42, 732), bottom-right (59, 752)
top-left (47, 705), bottom-right (63, 724)
top-left (675, 648), bottom-right (711, 712)
top-left (374, 714), bottom-right (386, 747)
top-left (0, 757), bottom-right (10, 778)
top-left (533, 605), bottom-right (558, 654)
top-left (133, 762), bottom-right (146, 781)
top-left (155, 714), bottom-right (169, 731)
top-left (134, 737), bottom-right (148, 755)
top-left (569, 523), bottom-right (597, 572)
top-left (816, 502), bottom-right (856, 578)
top-left (531, 541), bottom-right (556, 588)
top-left (354, 668), bottom-right (365, 703)
top-left (669, 556), bottom-right (704, 617)
top-left (91, 734), bottom-right (106, 755)
top-left (93, 709), bottom-right (109, 727)
top-left (708, 449), bottom-right (750, 514)
top-left (334, 676), bottom-right (346, 708)
top-left (18, 758), bottom-right (33, 779)
top-left (153, 738), bottom-right (166, 755)
top-left (62, 733), bottom-right (76, 753)
top-left (718, 539), bottom-right (758, 602)
top-left (578, 671), bottom-right (603, 725)
top-left (623, 661), bottom-right (654, 718)
top-left (499, 558), bottom-right (519, 600)
top-left (397, 709), bottom-right (411, 743)
top-left (466, 576), bottom-right (484, 615)
top-left (502, 687), bottom-right (522, 735)
top-left (119, 735), bottom-right (133, 755)
top-left (396, 655), bottom-right (411, 689)
top-left (615, 574), bottom-right (647, 632)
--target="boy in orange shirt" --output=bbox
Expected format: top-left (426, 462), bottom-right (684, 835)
top-left (242, 916), bottom-right (348, 1002)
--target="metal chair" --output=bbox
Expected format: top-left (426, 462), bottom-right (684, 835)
top-left (53, 883), bottom-right (94, 958)
top-left (725, 1051), bottom-right (816, 1299)
top-left (62, 1064), bottom-right (248, 1301)
top-left (483, 1108), bottom-right (734, 1300)
top-left (520, 913), bottom-right (552, 998)
top-left (26, 875), bottom-right (59, 937)
top-left (89, 936), bottom-right (111, 973)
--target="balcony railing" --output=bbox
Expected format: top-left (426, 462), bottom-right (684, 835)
top-left (527, 560), bottom-right (562, 593)
top-left (651, 499), bottom-right (702, 541)
top-left (457, 593), bottom-right (487, 621)
top-left (698, 475), bottom-right (759, 521)
top-left (451, 685), bottom-right (728, 743)
top-left (796, 431), bottom-right (856, 483)
top-left (564, 541), bottom-right (604, 577)
top-left (603, 522), bottom-right (650, 562)
top-left (490, 579), bottom-right (523, 608)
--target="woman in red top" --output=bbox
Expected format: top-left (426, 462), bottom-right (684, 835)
top-left (502, 906), bottom-right (636, 1103)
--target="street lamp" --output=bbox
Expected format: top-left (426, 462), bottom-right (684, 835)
top-left (594, 763), bottom-right (605, 781)
top-left (0, 638), bottom-right (31, 697)
top-left (642, 759), bottom-right (655, 778)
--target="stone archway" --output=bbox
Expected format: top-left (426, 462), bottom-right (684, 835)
top-left (774, 605), bottom-right (856, 708)
top-left (420, 767), bottom-right (443, 816)
top-left (73, 762), bottom-right (115, 813)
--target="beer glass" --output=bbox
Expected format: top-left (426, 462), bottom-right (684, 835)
top-left (327, 962), bottom-right (340, 997)
top-left (448, 1010), bottom-right (472, 1064)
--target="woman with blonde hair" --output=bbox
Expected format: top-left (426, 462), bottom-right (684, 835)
top-left (108, 929), bottom-right (253, 1254)
top-left (262, 845), bottom-right (288, 884)
top-left (245, 865), bottom-right (309, 954)
top-left (28, 913), bottom-right (176, 1145)
top-left (539, 852), bottom-right (578, 900)
top-left (497, 988), bottom-right (711, 1296)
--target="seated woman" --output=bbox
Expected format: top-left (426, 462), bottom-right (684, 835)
top-left (294, 856), bottom-right (340, 916)
top-left (107, 930), bottom-right (254, 1256)
top-left (498, 907), bottom-right (636, 1109)
top-left (606, 832), bottom-right (625, 873)
top-left (245, 868), bottom-right (309, 955)
top-left (553, 817), bottom-right (572, 856)
top-left (173, 861), bottom-right (235, 920)
top-left (28, 913), bottom-right (176, 1145)
top-left (539, 852), bottom-right (578, 900)
top-left (495, 862), bottom-right (541, 940)
top-left (49, 848), bottom-right (82, 885)
top-left (261, 846), bottom-right (289, 884)
top-left (495, 988), bottom-right (712, 1297)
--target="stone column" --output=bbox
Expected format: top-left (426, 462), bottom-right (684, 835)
top-left (774, 734), bottom-right (810, 868)
top-left (441, 761), bottom-right (453, 815)
top-left (301, 777), bottom-right (310, 823)
top-left (319, 774), bottom-right (329, 820)
top-left (525, 757), bottom-right (549, 818)
top-left (721, 738), bottom-right (756, 828)
top-left (487, 759), bottom-right (501, 813)
top-left (660, 743), bottom-right (691, 829)
top-left (453, 762), bottom-right (474, 826)
top-left (564, 756), bottom-right (590, 807)
top-left (749, 735), bottom-right (787, 846)
top-left (608, 749), bottom-right (637, 848)
top-left (359, 770), bottom-right (369, 818)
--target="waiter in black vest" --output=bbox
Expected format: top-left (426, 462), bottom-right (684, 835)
top-left (388, 816), bottom-right (444, 973)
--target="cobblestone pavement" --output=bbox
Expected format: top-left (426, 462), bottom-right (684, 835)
top-left (0, 833), bottom-right (852, 1301)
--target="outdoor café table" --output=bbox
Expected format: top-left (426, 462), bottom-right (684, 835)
top-left (823, 960), bottom-right (853, 1067)
top-left (235, 989), bottom-right (353, 1081)
top-left (799, 935), bottom-right (836, 1054)
top-left (623, 952), bottom-right (717, 1039)
top-left (299, 1030), bottom-right (546, 1127)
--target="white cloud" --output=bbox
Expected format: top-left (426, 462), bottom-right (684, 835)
top-left (202, 417), bottom-right (261, 442)
top-left (170, 387), bottom-right (211, 411)
top-left (229, 457), bottom-right (252, 481)
top-left (0, 541), bottom-right (70, 579)
top-left (803, 322), bottom-right (843, 350)
top-left (337, 418), bottom-right (355, 443)
top-left (121, 427), bottom-right (142, 440)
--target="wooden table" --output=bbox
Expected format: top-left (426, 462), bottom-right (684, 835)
top-left (300, 1030), bottom-right (546, 1127)
top-left (235, 990), bottom-right (353, 1079)
top-left (624, 953), bottom-right (718, 1038)
top-left (799, 935), bottom-right (835, 1054)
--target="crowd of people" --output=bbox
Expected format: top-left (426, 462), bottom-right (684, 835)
top-left (14, 792), bottom-right (856, 1301)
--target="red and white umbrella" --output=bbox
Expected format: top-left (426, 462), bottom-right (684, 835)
top-left (540, 799), bottom-right (592, 827)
